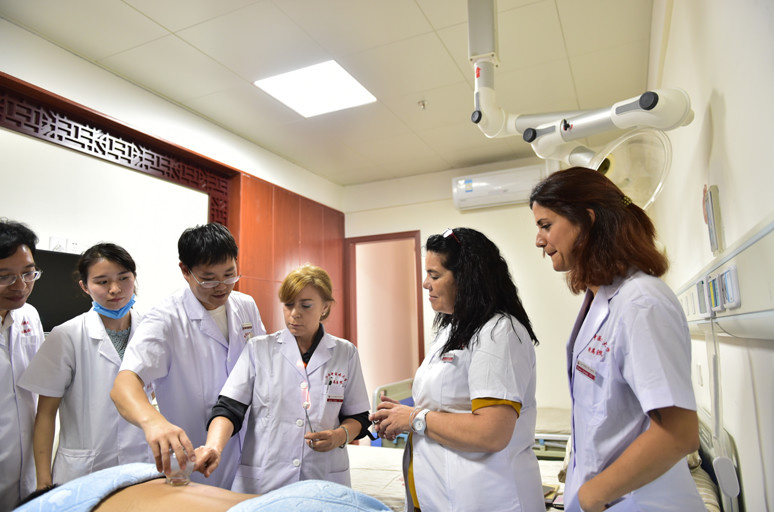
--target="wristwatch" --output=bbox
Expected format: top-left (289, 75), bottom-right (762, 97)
top-left (411, 409), bottom-right (429, 435)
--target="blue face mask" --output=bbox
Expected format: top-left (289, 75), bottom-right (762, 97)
top-left (93, 294), bottom-right (136, 320)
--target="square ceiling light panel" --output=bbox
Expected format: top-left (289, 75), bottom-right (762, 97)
top-left (254, 60), bottom-right (376, 118)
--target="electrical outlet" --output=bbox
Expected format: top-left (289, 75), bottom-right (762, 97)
top-left (49, 236), bottom-right (67, 252)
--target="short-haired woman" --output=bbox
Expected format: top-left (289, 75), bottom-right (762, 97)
top-left (195, 264), bottom-right (370, 494)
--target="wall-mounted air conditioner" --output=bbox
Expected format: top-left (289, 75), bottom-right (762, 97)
top-left (451, 163), bottom-right (547, 210)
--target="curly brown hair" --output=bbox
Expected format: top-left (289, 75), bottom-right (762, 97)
top-left (529, 167), bottom-right (668, 294)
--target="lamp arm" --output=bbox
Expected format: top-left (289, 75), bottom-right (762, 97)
top-left (466, 0), bottom-right (693, 164)
top-left (471, 58), bottom-right (590, 138)
top-left (524, 89), bottom-right (693, 165)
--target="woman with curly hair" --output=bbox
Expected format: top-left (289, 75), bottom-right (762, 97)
top-left (371, 228), bottom-right (543, 512)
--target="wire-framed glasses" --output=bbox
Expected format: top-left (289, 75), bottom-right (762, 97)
top-left (0, 270), bottom-right (42, 287)
top-left (189, 273), bottom-right (241, 289)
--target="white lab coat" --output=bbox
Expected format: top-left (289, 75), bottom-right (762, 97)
top-left (220, 327), bottom-right (370, 494)
top-left (18, 308), bottom-right (152, 484)
top-left (120, 288), bottom-right (265, 489)
top-left (0, 303), bottom-right (44, 511)
top-left (406, 314), bottom-right (544, 512)
top-left (563, 271), bottom-right (704, 511)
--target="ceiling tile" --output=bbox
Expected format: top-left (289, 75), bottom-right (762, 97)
top-left (418, 122), bottom-right (522, 167)
top-left (275, 0), bottom-right (433, 56)
top-left (348, 132), bottom-right (438, 168)
top-left (570, 40), bottom-right (649, 109)
top-left (325, 165), bottom-right (387, 187)
top-left (125, 0), bottom-right (258, 32)
top-left (382, 81), bottom-right (474, 132)
top-left (495, 60), bottom-right (579, 115)
top-left (189, 82), bottom-right (302, 125)
top-left (344, 32), bottom-right (467, 100)
top-left (498, 0), bottom-right (548, 10)
top-left (440, 1), bottom-right (568, 81)
top-left (416, 0), bottom-right (468, 30)
top-left (557, 0), bottom-right (652, 57)
top-left (497, 1), bottom-right (566, 72)
top-left (98, 35), bottom-right (246, 101)
top-left (284, 137), bottom-right (371, 175)
top-left (445, 142), bottom-right (527, 169)
top-left (176, 2), bottom-right (328, 81)
top-left (289, 102), bottom-right (409, 144)
top-left (437, 22), bottom-right (476, 81)
top-left (182, 82), bottom-right (303, 142)
top-left (376, 154), bottom-right (454, 181)
top-left (0, 0), bottom-right (167, 61)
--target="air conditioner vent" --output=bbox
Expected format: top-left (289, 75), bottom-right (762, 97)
top-left (451, 164), bottom-right (546, 210)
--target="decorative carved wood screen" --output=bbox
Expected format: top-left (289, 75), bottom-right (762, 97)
top-left (0, 72), bottom-right (234, 225)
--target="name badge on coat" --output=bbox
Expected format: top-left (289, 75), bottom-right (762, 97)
top-left (575, 360), bottom-right (597, 381)
top-left (326, 384), bottom-right (345, 402)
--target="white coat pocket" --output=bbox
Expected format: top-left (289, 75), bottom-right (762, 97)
top-left (321, 384), bottom-right (345, 426)
top-left (52, 447), bottom-right (97, 484)
top-left (231, 464), bottom-right (263, 494)
top-left (572, 355), bottom-right (608, 427)
top-left (604, 497), bottom-right (637, 511)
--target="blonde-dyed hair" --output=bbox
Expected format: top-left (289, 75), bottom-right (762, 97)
top-left (278, 264), bottom-right (335, 320)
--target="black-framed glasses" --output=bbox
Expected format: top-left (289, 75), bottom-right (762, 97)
top-left (0, 270), bottom-right (42, 287)
top-left (189, 273), bottom-right (241, 289)
top-left (443, 228), bottom-right (461, 245)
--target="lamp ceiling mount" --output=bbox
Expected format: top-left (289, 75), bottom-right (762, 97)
top-left (466, 0), bottom-right (693, 209)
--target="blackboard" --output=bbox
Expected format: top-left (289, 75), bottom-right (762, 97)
top-left (27, 249), bottom-right (92, 333)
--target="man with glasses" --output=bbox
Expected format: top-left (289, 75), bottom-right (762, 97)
top-left (0, 219), bottom-right (45, 510)
top-left (111, 223), bottom-right (266, 490)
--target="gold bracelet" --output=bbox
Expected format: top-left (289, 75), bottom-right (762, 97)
top-left (338, 424), bottom-right (350, 449)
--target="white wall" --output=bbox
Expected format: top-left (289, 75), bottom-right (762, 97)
top-left (1, 128), bottom-right (208, 309)
top-left (0, 18), bottom-right (342, 211)
top-left (648, 1), bottom-right (774, 509)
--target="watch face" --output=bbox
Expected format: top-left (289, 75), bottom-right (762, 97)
top-left (414, 419), bottom-right (425, 432)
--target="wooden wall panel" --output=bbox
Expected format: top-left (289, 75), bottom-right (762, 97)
top-left (231, 174), bottom-right (277, 332)
top-left (322, 207), bottom-right (345, 338)
top-left (298, 198), bottom-right (324, 268)
top-left (272, 187), bottom-right (300, 282)
top-left (239, 276), bottom-right (283, 334)
top-left (237, 175), bottom-right (274, 281)
top-left (233, 174), bottom-right (345, 340)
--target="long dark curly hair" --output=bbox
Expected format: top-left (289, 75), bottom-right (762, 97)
top-left (426, 227), bottom-right (538, 352)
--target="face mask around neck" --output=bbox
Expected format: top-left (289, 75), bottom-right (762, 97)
top-left (93, 294), bottom-right (136, 320)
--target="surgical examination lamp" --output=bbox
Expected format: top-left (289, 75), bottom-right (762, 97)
top-left (467, 0), bottom-right (694, 208)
